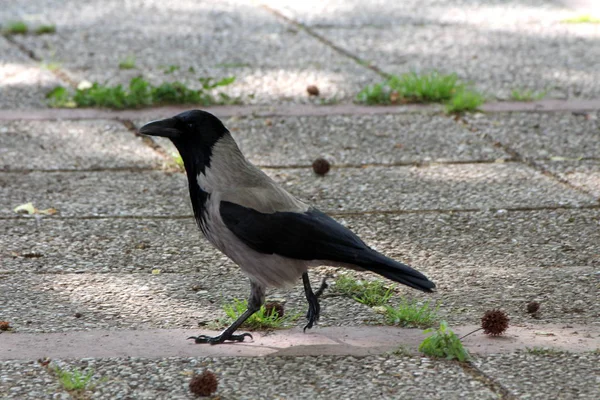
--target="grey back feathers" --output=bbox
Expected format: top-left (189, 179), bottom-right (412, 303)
top-left (198, 134), bottom-right (308, 214)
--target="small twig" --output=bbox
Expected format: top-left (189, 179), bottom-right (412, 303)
top-left (459, 327), bottom-right (483, 340)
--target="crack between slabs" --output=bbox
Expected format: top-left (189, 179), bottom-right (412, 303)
top-left (1, 204), bottom-right (599, 221)
top-left (118, 119), bottom-right (182, 172)
top-left (0, 159), bottom-right (521, 173)
top-left (0, 103), bottom-right (598, 121)
top-left (3, 34), bottom-right (78, 88)
top-left (451, 115), bottom-right (600, 203)
top-left (261, 4), bottom-right (390, 78)
top-left (460, 361), bottom-right (517, 400)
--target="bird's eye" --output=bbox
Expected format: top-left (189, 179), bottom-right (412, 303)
top-left (187, 123), bottom-right (193, 129)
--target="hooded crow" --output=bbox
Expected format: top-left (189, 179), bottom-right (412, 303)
top-left (139, 110), bottom-right (435, 344)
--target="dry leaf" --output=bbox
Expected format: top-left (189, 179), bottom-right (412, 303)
top-left (14, 202), bottom-right (36, 214)
top-left (38, 208), bottom-right (58, 215)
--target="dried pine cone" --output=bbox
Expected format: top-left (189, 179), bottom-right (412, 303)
top-left (306, 85), bottom-right (320, 96)
top-left (312, 158), bottom-right (331, 176)
top-left (481, 309), bottom-right (509, 336)
top-left (264, 301), bottom-right (285, 318)
top-left (526, 301), bottom-right (540, 314)
top-left (189, 370), bottom-right (218, 397)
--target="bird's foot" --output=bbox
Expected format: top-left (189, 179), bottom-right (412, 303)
top-left (304, 291), bottom-right (321, 332)
top-left (187, 332), bottom-right (253, 345)
top-left (314, 277), bottom-right (329, 298)
top-left (303, 277), bottom-right (328, 332)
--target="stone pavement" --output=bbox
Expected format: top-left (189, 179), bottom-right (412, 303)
top-left (1, 1), bottom-right (600, 399)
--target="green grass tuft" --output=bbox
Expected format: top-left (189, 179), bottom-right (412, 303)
top-left (419, 321), bottom-right (469, 362)
top-left (510, 88), bottom-right (546, 102)
top-left (221, 299), bottom-right (300, 330)
top-left (391, 345), bottom-right (412, 357)
top-left (41, 61), bottom-right (61, 71)
top-left (525, 347), bottom-right (565, 356)
top-left (46, 75), bottom-right (237, 109)
top-left (357, 71), bottom-right (485, 113)
top-left (53, 366), bottom-right (95, 391)
top-left (118, 56), bottom-right (136, 70)
top-left (357, 71), bottom-right (463, 105)
top-left (445, 89), bottom-right (485, 113)
top-left (333, 275), bottom-right (394, 307)
top-left (35, 24), bottom-right (56, 34)
top-left (163, 65), bottom-right (180, 74)
top-left (561, 14), bottom-right (600, 24)
top-left (172, 152), bottom-right (184, 170)
top-left (3, 21), bottom-right (28, 35)
top-left (384, 298), bottom-right (438, 328)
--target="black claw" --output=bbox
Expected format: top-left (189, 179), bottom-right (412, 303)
top-left (303, 292), bottom-right (320, 332)
top-left (315, 278), bottom-right (328, 298)
top-left (187, 332), bottom-right (253, 345)
top-left (302, 274), bottom-right (328, 333)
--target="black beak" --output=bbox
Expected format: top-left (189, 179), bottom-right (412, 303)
top-left (138, 117), bottom-right (180, 138)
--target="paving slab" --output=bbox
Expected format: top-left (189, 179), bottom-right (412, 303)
top-left (2, 163), bottom-right (595, 218)
top-left (468, 112), bottom-right (600, 160)
top-left (437, 265), bottom-right (599, 325)
top-left (137, 113), bottom-right (508, 167)
top-left (312, 24), bottom-right (600, 100)
top-left (266, 0), bottom-right (600, 99)
top-left (0, 170), bottom-right (189, 217)
top-left (3, 209), bottom-right (600, 275)
top-left (1, 259), bottom-right (597, 333)
top-left (219, 114), bottom-right (508, 166)
top-left (5, 0), bottom-right (379, 105)
top-left (0, 360), bottom-right (63, 400)
top-left (263, 0), bottom-right (575, 28)
top-left (541, 160), bottom-right (600, 199)
top-left (0, 119), bottom-right (163, 171)
top-left (2, 324), bottom-right (599, 361)
top-left (21, 355), bottom-right (496, 400)
top-left (275, 162), bottom-right (596, 212)
top-left (0, 36), bottom-right (65, 109)
top-left (0, 271), bottom-right (384, 333)
top-left (473, 352), bottom-right (600, 400)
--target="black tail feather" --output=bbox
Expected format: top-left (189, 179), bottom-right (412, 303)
top-left (356, 249), bottom-right (436, 293)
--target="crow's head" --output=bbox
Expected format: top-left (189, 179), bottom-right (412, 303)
top-left (139, 110), bottom-right (228, 173)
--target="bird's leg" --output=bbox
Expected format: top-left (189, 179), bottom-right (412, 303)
top-left (189, 281), bottom-right (265, 345)
top-left (302, 273), bottom-right (328, 332)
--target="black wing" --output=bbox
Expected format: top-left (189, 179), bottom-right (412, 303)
top-left (219, 201), bottom-right (369, 263)
top-left (220, 201), bottom-right (436, 292)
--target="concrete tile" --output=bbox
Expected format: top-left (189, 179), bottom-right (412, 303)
top-left (2, 325), bottom-right (598, 361)
top-left (434, 265), bottom-right (599, 326)
top-left (272, 163), bottom-right (596, 212)
top-left (0, 271), bottom-right (381, 334)
top-left (3, 209), bottom-right (599, 275)
top-left (474, 352), bottom-right (600, 400)
top-left (0, 170), bottom-right (189, 217)
top-left (0, 120), bottom-right (163, 171)
top-left (312, 24), bottom-right (600, 99)
top-left (469, 112), bottom-right (600, 160)
top-left (7, 0), bottom-right (379, 105)
top-left (0, 360), bottom-right (63, 400)
top-left (2, 162), bottom-right (595, 218)
top-left (267, 0), bottom-right (600, 99)
top-left (263, 0), bottom-right (574, 28)
top-left (542, 160), bottom-right (600, 199)
top-left (2, 209), bottom-right (598, 327)
top-left (48, 355), bottom-right (496, 400)
top-left (343, 209), bottom-right (600, 272)
top-left (0, 36), bottom-right (65, 109)
top-left (226, 113), bottom-right (508, 166)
